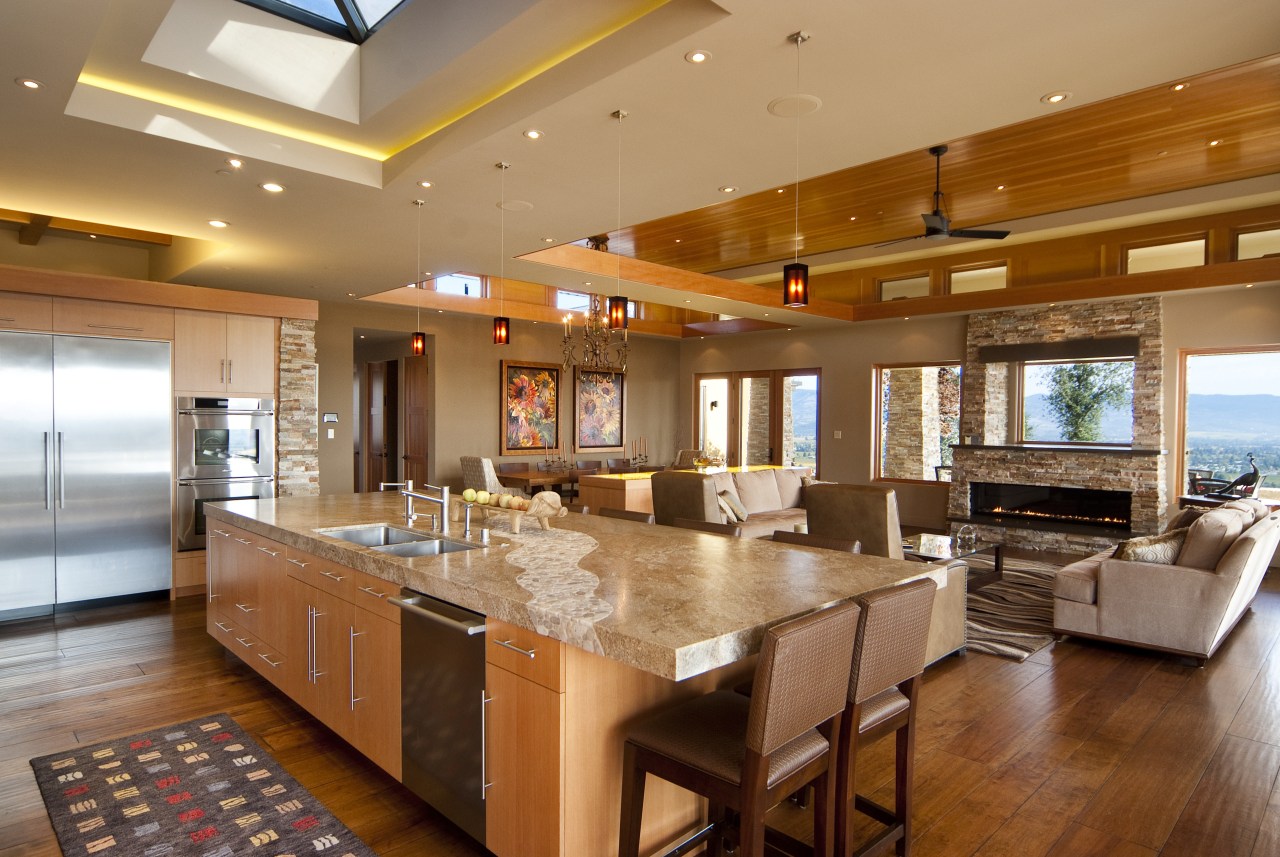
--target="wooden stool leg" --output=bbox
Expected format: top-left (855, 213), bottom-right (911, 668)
top-left (618, 742), bottom-right (646, 857)
top-left (895, 718), bottom-right (916, 857)
top-left (835, 708), bottom-right (859, 857)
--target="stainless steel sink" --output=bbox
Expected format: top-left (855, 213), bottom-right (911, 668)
top-left (373, 538), bottom-right (477, 557)
top-left (322, 524), bottom-right (433, 547)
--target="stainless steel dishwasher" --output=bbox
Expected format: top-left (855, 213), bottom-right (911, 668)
top-left (390, 589), bottom-right (487, 843)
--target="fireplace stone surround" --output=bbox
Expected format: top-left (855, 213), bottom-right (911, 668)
top-left (948, 298), bottom-right (1168, 553)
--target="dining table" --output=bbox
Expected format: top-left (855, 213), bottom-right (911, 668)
top-left (496, 468), bottom-right (594, 494)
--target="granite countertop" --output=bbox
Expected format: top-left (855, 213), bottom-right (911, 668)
top-left (206, 493), bottom-right (932, 682)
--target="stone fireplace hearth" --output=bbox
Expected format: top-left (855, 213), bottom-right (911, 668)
top-left (949, 298), bottom-right (1168, 554)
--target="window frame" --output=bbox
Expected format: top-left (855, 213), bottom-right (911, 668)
top-left (1015, 356), bottom-right (1136, 447)
top-left (1120, 232), bottom-right (1208, 274)
top-left (873, 361), bottom-right (962, 484)
top-left (692, 368), bottom-right (821, 473)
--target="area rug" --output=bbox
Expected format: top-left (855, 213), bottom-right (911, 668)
top-left (964, 557), bottom-right (1060, 661)
top-left (30, 713), bottom-right (375, 857)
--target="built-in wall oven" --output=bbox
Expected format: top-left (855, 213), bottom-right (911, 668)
top-left (175, 397), bottom-right (275, 551)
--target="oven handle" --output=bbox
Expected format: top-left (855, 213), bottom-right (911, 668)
top-left (178, 409), bottom-right (274, 417)
top-left (178, 477), bottom-right (275, 487)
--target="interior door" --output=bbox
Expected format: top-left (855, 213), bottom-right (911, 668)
top-left (402, 355), bottom-right (429, 485)
top-left (364, 362), bottom-right (388, 491)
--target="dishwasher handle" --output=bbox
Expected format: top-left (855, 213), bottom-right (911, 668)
top-left (390, 594), bottom-right (486, 636)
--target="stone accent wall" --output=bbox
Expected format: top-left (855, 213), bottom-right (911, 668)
top-left (951, 297), bottom-right (1167, 552)
top-left (884, 368), bottom-right (941, 480)
top-left (744, 376), bottom-right (771, 463)
top-left (277, 318), bottom-right (319, 496)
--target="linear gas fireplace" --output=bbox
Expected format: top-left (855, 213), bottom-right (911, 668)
top-left (967, 482), bottom-right (1132, 536)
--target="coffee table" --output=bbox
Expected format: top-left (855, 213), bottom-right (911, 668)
top-left (902, 533), bottom-right (1005, 590)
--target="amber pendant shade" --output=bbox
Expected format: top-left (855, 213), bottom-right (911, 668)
top-left (608, 295), bottom-right (629, 329)
top-left (783, 262), bottom-right (809, 307)
top-left (411, 331), bottom-right (426, 356)
top-left (492, 317), bottom-right (511, 345)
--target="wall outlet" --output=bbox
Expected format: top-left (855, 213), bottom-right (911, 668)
top-left (833, 430), bottom-right (842, 439)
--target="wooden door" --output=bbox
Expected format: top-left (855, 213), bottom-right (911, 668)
top-left (364, 362), bottom-right (388, 491)
top-left (349, 605), bottom-right (402, 778)
top-left (174, 309), bottom-right (228, 393)
top-left (225, 314), bottom-right (276, 396)
top-left (402, 355), bottom-right (429, 485)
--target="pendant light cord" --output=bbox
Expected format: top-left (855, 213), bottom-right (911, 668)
top-left (498, 163), bottom-right (507, 313)
top-left (413, 199), bottom-right (424, 329)
top-left (793, 32), bottom-right (803, 266)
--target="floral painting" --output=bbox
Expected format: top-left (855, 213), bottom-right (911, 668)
top-left (575, 369), bottom-right (624, 451)
top-left (500, 361), bottom-right (560, 455)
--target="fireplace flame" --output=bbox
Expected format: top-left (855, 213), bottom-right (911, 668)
top-left (987, 505), bottom-right (1128, 526)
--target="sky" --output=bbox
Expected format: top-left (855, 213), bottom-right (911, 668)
top-left (1185, 351), bottom-right (1280, 396)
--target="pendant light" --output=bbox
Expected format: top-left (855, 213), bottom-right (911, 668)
top-left (608, 109), bottom-right (629, 330)
top-left (782, 31), bottom-right (810, 308)
top-left (493, 162), bottom-right (511, 345)
top-left (411, 199), bottom-right (426, 355)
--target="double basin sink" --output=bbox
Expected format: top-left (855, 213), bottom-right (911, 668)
top-left (321, 524), bottom-right (477, 557)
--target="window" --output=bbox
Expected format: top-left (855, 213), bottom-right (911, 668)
top-left (949, 264), bottom-right (1007, 294)
top-left (876, 364), bottom-right (960, 481)
top-left (878, 274), bottom-right (930, 301)
top-left (694, 370), bottom-right (820, 471)
top-left (556, 291), bottom-right (591, 313)
top-left (239, 0), bottom-right (409, 43)
top-left (1181, 348), bottom-right (1279, 499)
top-left (1236, 227), bottom-right (1280, 261)
top-left (1020, 359), bottom-right (1134, 444)
top-left (434, 273), bottom-right (482, 297)
top-left (1125, 238), bottom-right (1206, 274)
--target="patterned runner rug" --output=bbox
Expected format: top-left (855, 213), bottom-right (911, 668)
top-left (964, 557), bottom-right (1061, 660)
top-left (30, 713), bottom-right (375, 857)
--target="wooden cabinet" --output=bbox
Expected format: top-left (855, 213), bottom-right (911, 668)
top-left (205, 524), bottom-right (290, 688)
top-left (175, 309), bottom-right (276, 396)
top-left (52, 298), bottom-right (174, 340)
top-left (0, 291), bottom-right (53, 331)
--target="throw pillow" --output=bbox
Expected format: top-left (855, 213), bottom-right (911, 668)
top-left (801, 476), bottom-right (834, 489)
top-left (719, 489), bottom-right (749, 522)
top-left (1112, 527), bottom-right (1189, 564)
top-left (1165, 507), bottom-right (1204, 533)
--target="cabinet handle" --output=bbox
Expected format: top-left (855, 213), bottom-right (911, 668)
top-left (87, 323), bottom-right (143, 332)
top-left (306, 605), bottom-right (315, 683)
top-left (257, 547), bottom-right (280, 557)
top-left (43, 432), bottom-right (51, 510)
top-left (287, 558), bottom-right (309, 568)
top-left (220, 359), bottom-right (225, 385)
top-left (234, 636), bottom-right (254, 648)
top-left (214, 622), bottom-right (232, 632)
top-left (235, 602), bottom-right (257, 613)
top-left (227, 359), bottom-right (233, 384)
top-left (356, 585), bottom-right (387, 599)
top-left (311, 606), bottom-right (327, 679)
top-left (234, 538), bottom-right (252, 545)
top-left (320, 570), bottom-right (346, 582)
top-left (349, 628), bottom-right (366, 711)
top-left (493, 639), bottom-right (536, 659)
top-left (258, 653), bottom-right (281, 668)
top-left (0, 316), bottom-right (15, 322)
top-left (56, 431), bottom-right (65, 509)
top-left (481, 691), bottom-right (493, 798)
top-left (212, 529), bottom-right (231, 537)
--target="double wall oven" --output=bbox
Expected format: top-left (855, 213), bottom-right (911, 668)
top-left (175, 397), bottom-right (275, 551)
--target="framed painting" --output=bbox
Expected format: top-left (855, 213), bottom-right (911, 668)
top-left (575, 368), bottom-right (625, 452)
top-left (500, 360), bottom-right (560, 455)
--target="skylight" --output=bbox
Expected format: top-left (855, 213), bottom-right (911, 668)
top-left (237, 0), bottom-right (409, 43)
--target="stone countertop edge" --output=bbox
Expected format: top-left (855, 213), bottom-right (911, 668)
top-left (204, 493), bottom-right (931, 682)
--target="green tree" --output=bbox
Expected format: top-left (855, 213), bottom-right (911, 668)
top-left (1044, 362), bottom-right (1132, 441)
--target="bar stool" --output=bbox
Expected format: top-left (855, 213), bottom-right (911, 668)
top-left (673, 517), bottom-right (742, 537)
top-left (837, 578), bottom-right (936, 857)
top-left (599, 507), bottom-right (655, 524)
top-left (772, 530), bottom-right (861, 553)
top-left (618, 601), bottom-right (859, 857)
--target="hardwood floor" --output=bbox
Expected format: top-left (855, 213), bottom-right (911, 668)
top-left (2, 574), bottom-right (1278, 857)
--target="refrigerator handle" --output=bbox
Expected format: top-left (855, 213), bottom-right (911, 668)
top-left (56, 431), bottom-right (65, 509)
top-left (43, 431), bottom-right (52, 510)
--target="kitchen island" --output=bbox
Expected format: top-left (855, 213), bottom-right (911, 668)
top-left (204, 492), bottom-right (938, 857)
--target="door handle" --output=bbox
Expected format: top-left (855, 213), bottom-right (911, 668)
top-left (43, 432), bottom-right (52, 510)
top-left (56, 431), bottom-right (65, 509)
top-left (349, 628), bottom-right (366, 710)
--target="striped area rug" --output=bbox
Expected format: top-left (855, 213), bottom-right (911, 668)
top-left (965, 558), bottom-right (1061, 660)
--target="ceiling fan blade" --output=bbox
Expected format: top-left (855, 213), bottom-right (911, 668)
top-left (921, 212), bottom-right (947, 231)
top-left (875, 234), bottom-right (925, 248)
top-left (947, 228), bottom-right (1011, 240)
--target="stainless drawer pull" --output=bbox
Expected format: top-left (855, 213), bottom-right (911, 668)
top-left (287, 558), bottom-right (309, 568)
top-left (320, 571), bottom-right (346, 582)
top-left (258, 653), bottom-right (281, 668)
top-left (214, 622), bottom-right (232, 632)
top-left (493, 639), bottom-right (536, 659)
top-left (235, 602), bottom-right (257, 613)
top-left (481, 691), bottom-right (493, 798)
top-left (0, 316), bottom-right (15, 322)
top-left (235, 636), bottom-right (254, 648)
top-left (87, 323), bottom-right (144, 332)
top-left (357, 585), bottom-right (387, 599)
top-left (234, 538), bottom-right (252, 545)
top-left (257, 547), bottom-right (280, 557)
top-left (212, 529), bottom-right (231, 537)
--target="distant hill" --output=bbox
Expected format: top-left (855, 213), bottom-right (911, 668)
top-left (1024, 393), bottom-right (1280, 444)
top-left (790, 388), bottom-right (817, 436)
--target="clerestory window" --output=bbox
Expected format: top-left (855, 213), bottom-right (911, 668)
top-left (237, 0), bottom-right (409, 43)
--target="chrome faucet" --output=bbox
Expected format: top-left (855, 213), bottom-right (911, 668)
top-left (401, 480), bottom-right (450, 535)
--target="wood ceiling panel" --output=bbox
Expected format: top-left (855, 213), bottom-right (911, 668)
top-left (605, 55), bottom-right (1280, 274)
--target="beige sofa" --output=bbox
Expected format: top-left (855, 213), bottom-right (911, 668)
top-left (651, 468), bottom-right (808, 538)
top-left (1054, 498), bottom-right (1280, 664)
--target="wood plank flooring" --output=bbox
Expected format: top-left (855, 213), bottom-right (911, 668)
top-left (1, 573), bottom-right (1277, 856)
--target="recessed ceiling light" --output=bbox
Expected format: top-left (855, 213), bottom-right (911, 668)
top-left (16, 77), bottom-right (42, 89)
top-left (584, 281), bottom-right (592, 286)
top-left (1208, 139), bottom-right (1223, 147)
top-left (208, 219), bottom-right (229, 228)
top-left (225, 158), bottom-right (243, 169)
top-left (347, 292), bottom-right (355, 297)
top-left (684, 50), bottom-right (711, 63)
top-left (849, 216), bottom-right (857, 221)
top-left (1157, 150), bottom-right (1169, 157)
top-left (88, 234), bottom-right (98, 239)
top-left (777, 188), bottom-right (786, 194)
top-left (996, 184), bottom-right (1006, 190)
top-left (1245, 283), bottom-right (1254, 288)
top-left (719, 186), bottom-right (738, 193)
top-left (764, 313), bottom-right (770, 317)
top-left (675, 239), bottom-right (682, 243)
top-left (542, 237), bottom-right (555, 243)
top-left (260, 182), bottom-right (285, 193)
top-left (418, 180), bottom-right (433, 188)
top-left (438, 309), bottom-right (444, 313)
top-left (1040, 91), bottom-right (1071, 105)
top-left (523, 129), bottom-right (543, 140)
top-left (903, 317), bottom-right (910, 321)
top-left (1170, 82), bottom-right (1189, 92)
top-left (684, 299), bottom-right (692, 303)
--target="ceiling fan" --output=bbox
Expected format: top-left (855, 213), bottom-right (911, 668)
top-left (878, 144), bottom-right (1011, 246)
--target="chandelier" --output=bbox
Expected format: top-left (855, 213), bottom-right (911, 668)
top-left (562, 292), bottom-right (628, 374)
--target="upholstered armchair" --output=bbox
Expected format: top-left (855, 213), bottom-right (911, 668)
top-left (669, 448), bottom-right (704, 470)
top-left (650, 470), bottom-right (717, 526)
top-left (804, 484), bottom-right (905, 560)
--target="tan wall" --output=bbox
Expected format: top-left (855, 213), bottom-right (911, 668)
top-left (316, 300), bottom-right (682, 495)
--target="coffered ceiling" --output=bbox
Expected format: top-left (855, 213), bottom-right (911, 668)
top-left (2, 0), bottom-right (1278, 327)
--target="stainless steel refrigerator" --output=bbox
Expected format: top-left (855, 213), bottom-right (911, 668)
top-left (0, 332), bottom-right (172, 617)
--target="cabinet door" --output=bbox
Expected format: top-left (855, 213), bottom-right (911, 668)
top-left (225, 314), bottom-right (276, 396)
top-left (227, 531), bottom-right (261, 635)
top-left (206, 525), bottom-right (235, 632)
top-left (349, 605), bottom-right (401, 778)
top-left (174, 309), bottom-right (228, 393)
top-left (485, 662), bottom-right (565, 857)
top-left (0, 291), bottom-right (53, 331)
top-left (302, 583), bottom-right (356, 735)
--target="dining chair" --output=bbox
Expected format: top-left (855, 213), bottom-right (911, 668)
top-left (772, 530), bottom-right (861, 553)
top-left (497, 462), bottom-right (523, 474)
top-left (598, 507), bottom-right (655, 524)
top-left (607, 457), bottom-right (632, 470)
top-left (576, 459), bottom-right (603, 472)
top-left (674, 517), bottom-right (742, 537)
top-left (805, 484), bottom-right (904, 560)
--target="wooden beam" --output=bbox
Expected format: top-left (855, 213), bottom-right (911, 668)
top-left (18, 215), bottom-right (51, 246)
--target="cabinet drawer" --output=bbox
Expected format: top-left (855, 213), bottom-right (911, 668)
top-left (53, 298), bottom-right (175, 339)
top-left (485, 619), bottom-right (565, 692)
top-left (0, 291), bottom-right (53, 331)
top-left (284, 546), bottom-right (351, 597)
top-left (346, 567), bottom-right (400, 624)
